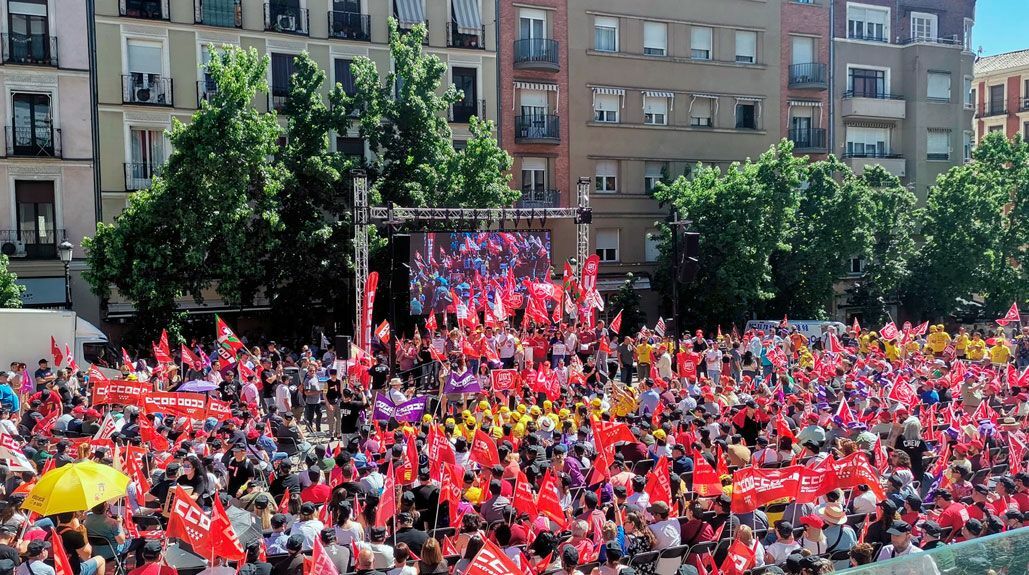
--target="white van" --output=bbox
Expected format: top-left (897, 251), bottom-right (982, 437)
top-left (0, 309), bottom-right (121, 379)
top-left (743, 319), bottom-right (847, 341)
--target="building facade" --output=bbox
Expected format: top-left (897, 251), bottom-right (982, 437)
top-left (973, 49), bottom-right (1029, 143)
top-left (781, 0), bottom-right (830, 159)
top-left (831, 0), bottom-right (976, 199)
top-left (0, 0), bottom-right (99, 321)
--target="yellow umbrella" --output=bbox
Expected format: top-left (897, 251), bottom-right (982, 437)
top-left (23, 460), bottom-right (129, 516)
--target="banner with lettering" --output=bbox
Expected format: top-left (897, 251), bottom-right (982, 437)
top-left (444, 370), bottom-right (482, 394)
top-left (91, 380), bottom-right (150, 406)
top-left (142, 392), bottom-right (209, 420)
top-left (490, 369), bottom-right (518, 392)
top-left (371, 393), bottom-right (429, 423)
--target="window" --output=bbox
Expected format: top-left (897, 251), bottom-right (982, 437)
top-left (9, 0), bottom-right (50, 64)
top-left (521, 157), bottom-right (546, 195)
top-left (964, 18), bottom-right (974, 51)
top-left (847, 5), bottom-right (888, 41)
top-left (964, 131), bottom-right (973, 162)
top-left (644, 162), bottom-right (665, 193)
top-left (910, 12), bottom-right (937, 41)
top-left (451, 67), bottom-right (478, 122)
top-left (595, 229), bottom-right (619, 263)
top-left (735, 102), bottom-right (757, 129)
top-left (988, 125), bottom-right (1004, 133)
top-left (790, 111), bottom-right (813, 145)
top-left (989, 84), bottom-right (1005, 114)
top-left (927, 72), bottom-right (951, 101)
top-left (270, 53), bottom-right (296, 109)
top-left (15, 181), bottom-right (55, 253)
top-left (964, 77), bottom-right (973, 108)
top-left (846, 126), bottom-right (889, 157)
top-left (735, 31), bottom-right (757, 64)
top-left (792, 36), bottom-right (814, 65)
top-left (127, 39), bottom-right (164, 103)
top-left (643, 21), bottom-right (667, 56)
top-left (691, 97), bottom-right (713, 127)
top-left (593, 94), bottom-right (620, 123)
top-left (849, 68), bottom-right (886, 97)
top-left (849, 256), bottom-right (865, 275)
top-left (1024, 123), bottom-right (1029, 140)
top-left (336, 137), bottom-right (364, 162)
top-left (334, 59), bottom-right (356, 96)
top-left (691, 26), bottom-right (712, 60)
top-left (11, 92), bottom-right (53, 156)
top-left (643, 95), bottom-right (668, 125)
top-left (520, 89), bottom-right (548, 117)
top-left (970, 87), bottom-right (976, 110)
top-left (127, 127), bottom-right (165, 189)
top-left (927, 130), bottom-right (950, 160)
top-left (595, 161), bottom-right (617, 193)
top-left (594, 16), bottom-right (618, 52)
top-left (519, 8), bottom-right (545, 40)
top-left (645, 229), bottom-right (661, 262)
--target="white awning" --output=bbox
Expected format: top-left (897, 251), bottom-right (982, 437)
top-left (689, 94), bottom-right (719, 119)
top-left (789, 100), bottom-right (823, 107)
top-left (692, 93), bottom-right (719, 100)
top-left (395, 0), bottom-right (424, 27)
top-left (736, 96), bottom-right (763, 103)
top-left (643, 90), bottom-right (674, 111)
top-left (451, 0), bottom-right (481, 35)
top-left (514, 81), bottom-right (557, 91)
top-left (592, 87), bottom-right (625, 96)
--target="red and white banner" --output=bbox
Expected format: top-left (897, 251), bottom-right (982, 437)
top-left (206, 397), bottom-right (233, 422)
top-left (86, 364), bottom-right (109, 383)
top-left (142, 392), bottom-right (209, 420)
top-left (490, 369), bottom-right (518, 392)
top-left (580, 254), bottom-right (600, 295)
top-left (610, 309), bottom-right (623, 334)
top-left (361, 272), bottom-right (379, 351)
top-left (463, 538), bottom-right (523, 575)
top-left (880, 322), bottom-right (899, 341)
top-left (998, 302), bottom-right (1021, 326)
top-left (167, 485), bottom-right (213, 557)
top-left (91, 380), bottom-right (150, 406)
top-left (308, 534), bottom-right (340, 575)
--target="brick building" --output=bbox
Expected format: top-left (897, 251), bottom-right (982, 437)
top-left (973, 49), bottom-right (1029, 143)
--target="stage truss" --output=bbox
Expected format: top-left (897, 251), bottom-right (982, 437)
top-left (352, 172), bottom-right (593, 351)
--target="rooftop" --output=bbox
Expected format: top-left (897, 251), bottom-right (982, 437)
top-left (975, 49), bottom-right (1029, 76)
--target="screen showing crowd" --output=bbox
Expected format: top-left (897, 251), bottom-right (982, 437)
top-left (408, 231), bottom-right (552, 315)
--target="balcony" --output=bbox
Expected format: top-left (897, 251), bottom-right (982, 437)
top-left (517, 188), bottom-right (560, 208)
top-left (927, 152), bottom-right (950, 161)
top-left (842, 153), bottom-right (906, 177)
top-left (788, 63), bottom-right (827, 89)
top-left (513, 38), bottom-right (559, 71)
top-left (195, 0), bottom-right (242, 28)
top-left (5, 126), bottom-right (61, 158)
top-left (269, 87), bottom-right (289, 112)
top-left (328, 11), bottom-right (371, 41)
top-left (1022, 98), bottom-right (1029, 112)
top-left (449, 99), bottom-right (486, 123)
top-left (265, 3), bottom-right (309, 35)
top-left (976, 103), bottom-right (1008, 118)
top-left (847, 32), bottom-right (887, 43)
top-left (395, 19), bottom-right (428, 44)
top-left (841, 91), bottom-right (905, 120)
top-left (1, 34), bottom-right (57, 66)
top-left (788, 128), bottom-right (826, 151)
top-left (122, 75), bottom-right (173, 106)
top-left (448, 22), bottom-right (485, 49)
top-left (197, 79), bottom-right (218, 105)
top-left (0, 229), bottom-right (66, 260)
top-left (514, 115), bottom-right (559, 144)
top-left (120, 0), bottom-right (169, 20)
top-left (124, 162), bottom-right (162, 191)
top-left (896, 35), bottom-right (962, 47)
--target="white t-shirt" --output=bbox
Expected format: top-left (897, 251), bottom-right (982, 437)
top-left (767, 540), bottom-right (801, 565)
top-left (705, 349), bottom-right (723, 370)
top-left (650, 518), bottom-right (681, 548)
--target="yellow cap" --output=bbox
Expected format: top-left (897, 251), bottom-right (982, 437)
top-left (516, 404), bottom-right (527, 414)
top-left (499, 406), bottom-right (510, 414)
top-left (510, 412), bottom-right (521, 422)
top-left (529, 406), bottom-right (542, 416)
top-left (559, 408), bottom-right (571, 418)
top-left (543, 400), bottom-right (553, 410)
top-left (653, 429), bottom-right (666, 440)
top-left (422, 414), bottom-right (432, 423)
top-left (478, 400), bottom-right (490, 411)
top-left (591, 398), bottom-right (603, 408)
top-left (461, 410), bottom-right (472, 419)
top-left (445, 417), bottom-right (455, 426)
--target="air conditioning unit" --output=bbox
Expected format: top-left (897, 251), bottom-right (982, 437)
top-left (1, 241), bottom-right (26, 258)
top-left (276, 14), bottom-right (296, 31)
top-left (135, 87), bottom-right (153, 102)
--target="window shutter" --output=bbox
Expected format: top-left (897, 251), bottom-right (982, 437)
top-left (927, 72), bottom-right (951, 99)
top-left (691, 27), bottom-right (712, 51)
top-left (643, 22), bottom-right (667, 51)
top-left (595, 160), bottom-right (617, 177)
top-left (128, 41), bottom-right (162, 75)
top-left (736, 31), bottom-right (757, 60)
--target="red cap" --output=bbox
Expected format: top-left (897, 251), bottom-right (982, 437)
top-left (246, 429), bottom-right (260, 441)
top-left (799, 514), bottom-right (825, 529)
top-left (85, 408), bottom-right (101, 419)
top-left (227, 417), bottom-right (243, 426)
top-left (72, 406), bottom-right (87, 416)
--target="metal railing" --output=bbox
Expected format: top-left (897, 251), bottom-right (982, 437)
top-left (447, 22), bottom-right (485, 49)
top-left (842, 150), bottom-right (903, 159)
top-left (264, 3), bottom-right (309, 35)
top-left (896, 34), bottom-right (962, 46)
top-left (119, 0), bottom-right (169, 20)
top-left (788, 63), bottom-right (826, 86)
top-left (517, 188), bottom-right (560, 208)
top-left (449, 99), bottom-right (486, 123)
top-left (269, 87), bottom-right (290, 112)
top-left (124, 162), bottom-right (162, 191)
top-left (195, 0), bottom-right (242, 27)
top-left (977, 103), bottom-right (1007, 117)
top-left (514, 115), bottom-right (559, 141)
top-left (5, 125), bottom-right (61, 157)
top-left (0, 229), bottom-right (66, 260)
top-left (122, 75), bottom-right (173, 106)
top-left (513, 38), bottom-right (559, 68)
top-left (843, 90), bottom-right (905, 100)
top-left (847, 32), bottom-right (887, 43)
top-left (328, 11), bottom-right (370, 40)
top-left (788, 128), bottom-right (826, 150)
top-left (1022, 97), bottom-right (1029, 112)
top-left (196, 79), bottom-right (218, 105)
top-left (1, 34), bottom-right (57, 66)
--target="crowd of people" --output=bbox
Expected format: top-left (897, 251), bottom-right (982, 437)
top-left (0, 313), bottom-right (1028, 575)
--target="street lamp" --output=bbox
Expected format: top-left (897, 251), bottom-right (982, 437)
top-left (58, 240), bottom-right (73, 310)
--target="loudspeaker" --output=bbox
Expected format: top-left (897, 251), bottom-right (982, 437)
top-left (678, 232), bottom-right (700, 284)
top-left (335, 335), bottom-right (352, 359)
top-left (684, 232), bottom-right (700, 259)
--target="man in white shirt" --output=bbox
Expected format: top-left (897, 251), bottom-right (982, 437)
top-left (851, 483), bottom-right (879, 516)
top-left (497, 328), bottom-right (517, 368)
top-left (876, 521), bottom-right (924, 561)
top-left (647, 501), bottom-right (681, 548)
top-left (705, 346), bottom-right (723, 382)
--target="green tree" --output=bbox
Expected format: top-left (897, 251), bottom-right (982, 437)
top-left (769, 156), bottom-right (869, 318)
top-left (0, 254), bottom-right (24, 308)
top-left (607, 273), bottom-right (644, 336)
top-left (653, 140), bottom-right (805, 326)
top-left (84, 47), bottom-right (283, 341)
top-left (849, 165), bottom-right (917, 325)
top-left (448, 116), bottom-right (516, 207)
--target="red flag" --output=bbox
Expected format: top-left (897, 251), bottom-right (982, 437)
top-left (360, 272), bottom-right (380, 350)
top-left (536, 468), bottom-right (567, 528)
top-left (159, 329), bottom-right (171, 356)
top-left (167, 485), bottom-right (213, 557)
top-left (470, 429), bottom-right (500, 467)
top-left (374, 461), bottom-right (396, 528)
top-left (309, 532), bottom-right (340, 575)
top-left (887, 379), bottom-right (916, 405)
top-left (911, 321), bottom-right (929, 337)
top-left (692, 449), bottom-right (722, 497)
top-left (152, 342), bottom-right (173, 364)
top-left (835, 399), bottom-right (855, 426)
top-left (852, 317), bottom-right (861, 335)
top-left (425, 313), bottom-right (438, 332)
top-left (427, 425), bottom-right (457, 481)
top-left (720, 539), bottom-right (757, 575)
top-left (51, 336), bottom-right (63, 367)
top-left (644, 456), bottom-right (672, 506)
top-left (998, 302), bottom-right (1022, 325)
top-left (374, 320), bottom-right (391, 345)
top-left (512, 471), bottom-right (538, 517)
top-left (463, 538), bottom-right (523, 575)
top-left (827, 332), bottom-right (844, 354)
top-left (121, 347), bottom-right (134, 370)
top-left (774, 412), bottom-right (796, 442)
top-left (439, 462), bottom-right (463, 527)
top-left (879, 322), bottom-right (899, 341)
top-left (873, 436), bottom-right (889, 473)
top-left (50, 528), bottom-right (74, 575)
top-left (278, 488), bottom-right (291, 514)
top-left (86, 364), bottom-right (109, 383)
top-left (63, 344), bottom-right (78, 373)
top-left (181, 344), bottom-right (201, 367)
top-left (215, 314), bottom-right (244, 367)
top-left (610, 310), bottom-right (623, 334)
top-left (441, 535), bottom-right (459, 557)
top-left (212, 491), bottom-right (245, 561)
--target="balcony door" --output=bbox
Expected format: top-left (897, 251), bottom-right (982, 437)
top-left (791, 37), bottom-right (813, 65)
top-left (15, 180), bottom-right (55, 257)
top-left (990, 84), bottom-right (1005, 114)
top-left (850, 68), bottom-right (885, 98)
top-left (451, 67), bottom-right (477, 122)
top-left (791, 116), bottom-right (812, 146)
top-left (11, 92), bottom-right (52, 155)
top-left (521, 158), bottom-right (546, 203)
top-left (519, 9), bottom-right (544, 41)
top-left (333, 0), bottom-right (359, 12)
top-left (8, 0), bottom-right (49, 63)
top-left (129, 128), bottom-right (164, 188)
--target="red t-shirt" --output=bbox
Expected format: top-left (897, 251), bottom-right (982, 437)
top-left (300, 483), bottom-right (331, 505)
top-left (937, 502), bottom-right (970, 541)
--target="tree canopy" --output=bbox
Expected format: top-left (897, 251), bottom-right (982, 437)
top-left (0, 254), bottom-right (24, 308)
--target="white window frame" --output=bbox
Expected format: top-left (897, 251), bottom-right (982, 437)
top-left (927, 72), bottom-right (951, 101)
top-left (643, 96), bottom-right (668, 126)
top-left (846, 3), bottom-right (890, 42)
top-left (964, 76), bottom-right (974, 109)
top-left (520, 157), bottom-right (547, 194)
top-left (964, 18), bottom-right (974, 52)
top-left (691, 26), bottom-right (712, 60)
top-left (735, 30), bottom-right (757, 64)
top-left (644, 228), bottom-right (661, 262)
top-left (644, 162), bottom-right (665, 193)
top-left (643, 21), bottom-right (667, 56)
top-left (518, 8), bottom-right (546, 40)
top-left (594, 16), bottom-right (618, 52)
top-left (791, 36), bottom-right (815, 65)
top-left (595, 229), bottom-right (620, 263)
top-left (963, 130), bottom-right (973, 162)
top-left (845, 126), bottom-right (890, 157)
top-left (690, 97), bottom-right (714, 127)
top-left (595, 160), bottom-right (618, 193)
top-left (910, 11), bottom-right (938, 42)
top-left (927, 130), bottom-right (950, 160)
top-left (593, 93), bottom-right (620, 123)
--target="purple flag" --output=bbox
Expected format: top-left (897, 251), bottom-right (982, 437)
top-left (373, 393), bottom-right (429, 422)
top-left (372, 393), bottom-right (397, 421)
top-left (444, 370), bottom-right (481, 394)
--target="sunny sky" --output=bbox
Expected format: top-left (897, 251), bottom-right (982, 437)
top-left (975, 0), bottom-right (1026, 57)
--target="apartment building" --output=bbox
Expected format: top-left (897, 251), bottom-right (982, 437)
top-left (832, 0), bottom-right (976, 199)
top-left (564, 0), bottom-right (782, 303)
top-left (973, 49), bottom-right (1029, 143)
top-left (94, 0), bottom-right (497, 223)
top-left (781, 0), bottom-right (830, 159)
top-left (0, 1), bottom-right (100, 321)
